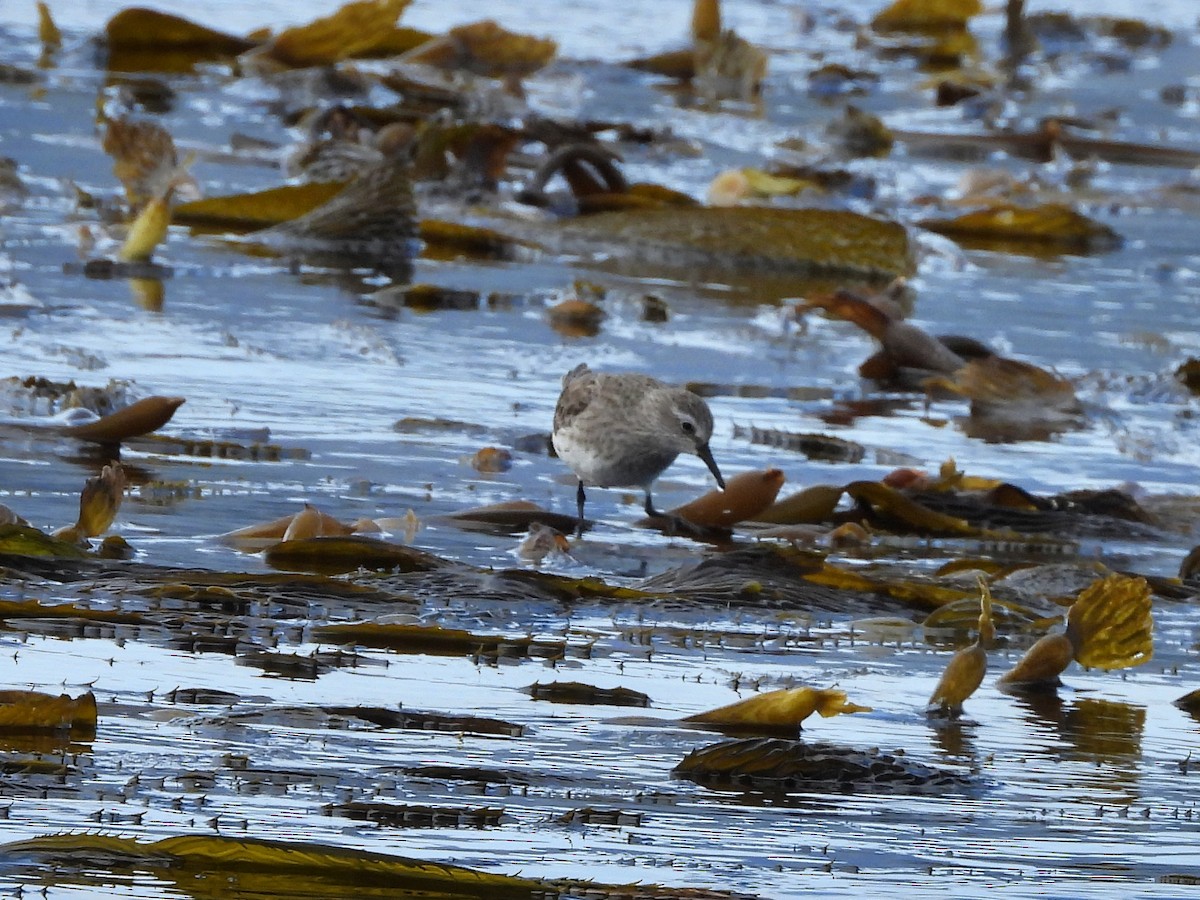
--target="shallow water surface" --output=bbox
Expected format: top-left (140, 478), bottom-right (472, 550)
top-left (0, 1), bottom-right (1199, 898)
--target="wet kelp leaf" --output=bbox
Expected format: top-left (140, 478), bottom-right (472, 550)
top-left (999, 573), bottom-right (1153, 686)
top-left (525, 681), bottom-right (650, 707)
top-left (315, 622), bottom-right (565, 660)
top-left (997, 632), bottom-right (1074, 688)
top-left (927, 578), bottom-right (994, 716)
top-left (0, 833), bottom-right (549, 898)
top-left (0, 525), bottom-right (88, 559)
top-left (1066, 573), bottom-right (1153, 670)
top-left (872, 0), bottom-right (983, 31)
top-left (844, 480), bottom-right (978, 535)
top-left (666, 468), bottom-right (786, 528)
top-left (58, 462), bottom-right (126, 542)
top-left (684, 687), bottom-right (871, 735)
top-left (58, 396), bottom-right (186, 443)
top-left (402, 20), bottom-right (557, 79)
top-left (419, 219), bottom-right (532, 259)
top-left (557, 207), bottom-right (913, 281)
top-left (674, 738), bottom-right (973, 792)
top-left (263, 536), bottom-right (445, 575)
top-left (0, 598), bottom-right (143, 626)
top-left (104, 8), bottom-right (255, 54)
top-left (258, 0), bottom-right (413, 68)
top-left (755, 484), bottom-right (846, 525)
top-left (219, 504), bottom-right (355, 551)
top-left (1174, 687), bottom-right (1200, 719)
top-left (0, 690), bottom-right (96, 733)
top-left (802, 559), bottom-right (974, 611)
top-left (119, 191), bottom-right (183, 262)
top-left (174, 182), bottom-right (347, 231)
top-left (209, 705), bottom-right (524, 738)
top-left (919, 203), bottom-right (1122, 253)
top-left (443, 500), bottom-right (580, 536)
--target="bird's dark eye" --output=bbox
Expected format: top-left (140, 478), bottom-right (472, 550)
top-left (681, 420), bottom-right (696, 435)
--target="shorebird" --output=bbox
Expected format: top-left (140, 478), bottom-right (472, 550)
top-left (552, 363), bottom-right (725, 535)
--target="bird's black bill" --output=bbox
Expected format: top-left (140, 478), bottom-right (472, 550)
top-left (697, 443), bottom-right (725, 490)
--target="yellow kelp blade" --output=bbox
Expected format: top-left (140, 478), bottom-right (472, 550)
top-left (0, 690), bottom-right (96, 733)
top-left (0, 833), bottom-right (547, 899)
top-left (997, 632), bottom-right (1074, 688)
top-left (74, 462), bottom-right (126, 537)
top-left (927, 578), bottom-right (993, 714)
top-left (1066, 573), bottom-right (1154, 670)
top-left (872, 0), bottom-right (982, 31)
top-left (919, 202), bottom-right (1121, 253)
top-left (261, 0), bottom-right (412, 67)
top-left (118, 195), bottom-right (171, 261)
top-left (684, 686), bottom-right (871, 733)
top-left (174, 181), bottom-right (347, 231)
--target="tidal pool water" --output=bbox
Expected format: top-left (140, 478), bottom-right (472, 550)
top-left (0, 1), bottom-right (1198, 898)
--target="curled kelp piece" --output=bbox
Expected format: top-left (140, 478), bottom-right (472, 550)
top-left (0, 690), bottom-right (96, 735)
top-left (754, 484), bottom-right (845, 525)
top-left (674, 737), bottom-right (973, 792)
top-left (659, 468), bottom-right (786, 530)
top-left (56, 395), bottom-right (185, 443)
top-left (998, 573), bottom-right (1153, 688)
top-left (53, 462), bottom-right (126, 545)
top-left (263, 535), bottom-right (446, 575)
top-left (683, 687), bottom-right (870, 735)
top-left (218, 503), bottom-right (356, 551)
top-left (919, 202), bottom-right (1122, 254)
top-left (927, 577), bottom-right (994, 717)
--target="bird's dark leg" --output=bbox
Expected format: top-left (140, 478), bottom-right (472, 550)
top-left (575, 480), bottom-right (587, 538)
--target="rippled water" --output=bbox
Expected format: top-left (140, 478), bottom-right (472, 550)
top-left (0, 0), bottom-right (1199, 897)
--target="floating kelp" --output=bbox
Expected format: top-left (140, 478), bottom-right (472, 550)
top-left (683, 687), bottom-right (870, 735)
top-left (525, 681), bottom-right (650, 707)
top-left (52, 462), bottom-right (126, 545)
top-left (662, 468), bottom-right (786, 530)
top-left (0, 690), bottom-right (96, 734)
top-left (218, 504), bottom-right (357, 552)
top-left (325, 801), bottom-right (506, 828)
top-left (0, 525), bottom-right (89, 559)
top-left (919, 202), bottom-right (1122, 254)
top-left (174, 182), bottom-right (347, 231)
top-left (674, 737), bottom-right (974, 792)
top-left (0, 833), bottom-right (548, 898)
top-left (731, 425), bottom-right (865, 462)
top-left (755, 484), bottom-right (846, 525)
top-left (871, 0), bottom-right (982, 32)
top-left (556, 207), bottom-right (913, 281)
top-left (55, 395), bottom-right (186, 444)
top-left (442, 500), bottom-right (581, 536)
top-left (314, 621), bottom-right (566, 661)
top-left (263, 535), bottom-right (446, 575)
top-left (103, 8), bottom-right (256, 72)
top-left (998, 573), bottom-right (1153, 688)
top-left (251, 0), bottom-right (414, 68)
top-left (927, 578), bottom-right (994, 716)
